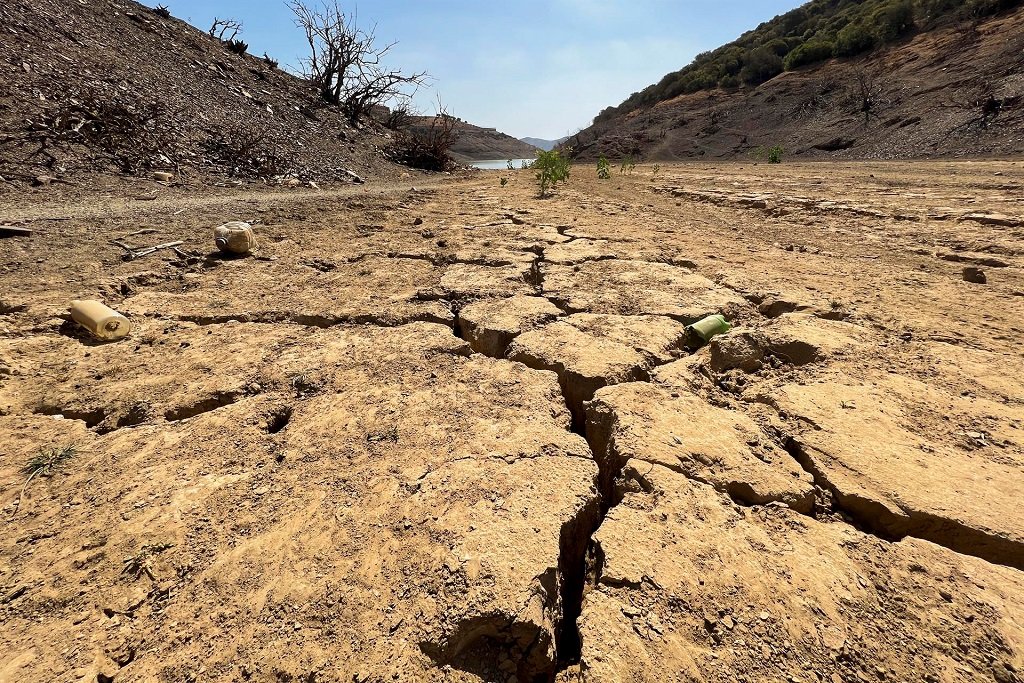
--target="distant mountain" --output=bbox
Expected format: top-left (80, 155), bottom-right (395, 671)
top-left (520, 136), bottom-right (569, 151)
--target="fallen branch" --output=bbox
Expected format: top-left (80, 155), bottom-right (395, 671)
top-left (110, 239), bottom-right (184, 260)
top-left (0, 225), bottom-right (33, 238)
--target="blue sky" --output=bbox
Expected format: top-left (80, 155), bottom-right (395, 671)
top-left (145, 0), bottom-right (800, 139)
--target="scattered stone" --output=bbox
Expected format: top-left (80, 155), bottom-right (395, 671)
top-left (709, 331), bottom-right (765, 372)
top-left (962, 267), bottom-right (987, 284)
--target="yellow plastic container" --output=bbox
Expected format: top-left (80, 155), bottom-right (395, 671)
top-left (70, 300), bottom-right (131, 341)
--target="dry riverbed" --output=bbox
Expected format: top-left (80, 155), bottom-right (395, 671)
top-left (1, 160), bottom-right (1023, 683)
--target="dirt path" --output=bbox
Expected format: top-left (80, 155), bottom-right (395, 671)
top-left (1, 161), bottom-right (1022, 683)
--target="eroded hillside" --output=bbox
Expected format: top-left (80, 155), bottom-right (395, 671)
top-left (568, 6), bottom-right (1024, 161)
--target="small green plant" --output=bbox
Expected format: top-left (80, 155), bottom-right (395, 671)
top-left (596, 155), bottom-right (611, 179)
top-left (499, 176), bottom-right (509, 187)
top-left (12, 445), bottom-right (76, 514)
top-left (23, 445), bottom-right (76, 480)
top-left (123, 542), bottom-right (175, 581)
top-left (506, 159), bottom-right (514, 170)
top-left (520, 160), bottom-right (530, 169)
top-left (619, 155), bottom-right (637, 174)
top-left (533, 149), bottom-right (570, 197)
top-left (753, 145), bottom-right (785, 164)
top-left (652, 164), bottom-right (662, 177)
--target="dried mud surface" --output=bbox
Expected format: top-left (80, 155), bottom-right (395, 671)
top-left (1, 160), bottom-right (1023, 683)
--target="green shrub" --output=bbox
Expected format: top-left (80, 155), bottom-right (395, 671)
top-left (740, 48), bottom-right (784, 85)
top-left (835, 23), bottom-right (876, 57)
top-left (719, 74), bottom-right (740, 89)
top-left (783, 39), bottom-right (834, 70)
top-left (872, 0), bottom-right (915, 41)
top-left (597, 155), bottom-right (611, 179)
top-left (753, 145), bottom-right (785, 164)
top-left (534, 149), bottom-right (570, 197)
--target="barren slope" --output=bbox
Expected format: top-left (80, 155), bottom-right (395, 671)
top-left (0, 0), bottom-right (406, 185)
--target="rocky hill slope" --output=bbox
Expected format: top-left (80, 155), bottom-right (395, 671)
top-left (432, 119), bottom-right (538, 161)
top-left (567, 4), bottom-right (1024, 161)
top-left (0, 0), bottom-right (415, 186)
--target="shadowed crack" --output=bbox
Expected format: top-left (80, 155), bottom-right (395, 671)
top-left (164, 390), bottom-right (241, 422)
top-left (783, 437), bottom-right (1024, 571)
top-left (138, 310), bottom-right (454, 329)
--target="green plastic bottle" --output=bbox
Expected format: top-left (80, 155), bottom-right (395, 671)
top-left (688, 314), bottom-right (730, 343)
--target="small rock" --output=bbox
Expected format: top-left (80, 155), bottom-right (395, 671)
top-left (962, 267), bottom-right (987, 284)
top-left (413, 217), bottom-right (424, 226)
top-left (710, 331), bottom-right (765, 373)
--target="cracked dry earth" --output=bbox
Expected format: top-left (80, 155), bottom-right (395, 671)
top-left (1, 160), bottom-right (1023, 683)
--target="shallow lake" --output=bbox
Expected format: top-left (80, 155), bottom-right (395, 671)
top-left (469, 158), bottom-right (534, 170)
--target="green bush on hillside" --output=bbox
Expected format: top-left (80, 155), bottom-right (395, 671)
top-left (834, 23), bottom-right (876, 56)
top-left (740, 48), bottom-right (784, 85)
top-left (783, 39), bottom-right (835, 70)
top-left (871, 0), bottom-right (915, 40)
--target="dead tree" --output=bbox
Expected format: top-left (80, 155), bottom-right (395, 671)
top-left (288, 0), bottom-right (428, 124)
top-left (209, 18), bottom-right (243, 41)
top-left (389, 101), bottom-right (459, 171)
top-left (853, 69), bottom-right (881, 126)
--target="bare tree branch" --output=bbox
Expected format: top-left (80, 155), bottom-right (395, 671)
top-left (209, 18), bottom-right (243, 42)
top-left (287, 0), bottom-right (428, 124)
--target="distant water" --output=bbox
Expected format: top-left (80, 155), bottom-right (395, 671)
top-left (469, 158), bottom-right (534, 170)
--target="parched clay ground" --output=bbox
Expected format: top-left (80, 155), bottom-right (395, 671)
top-left (1, 160), bottom-right (1023, 683)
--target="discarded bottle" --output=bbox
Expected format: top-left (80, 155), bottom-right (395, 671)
top-left (70, 300), bottom-right (131, 341)
top-left (688, 314), bottom-right (731, 344)
top-left (214, 221), bottom-right (257, 255)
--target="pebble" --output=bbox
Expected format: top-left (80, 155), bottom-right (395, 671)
top-left (962, 267), bottom-right (987, 284)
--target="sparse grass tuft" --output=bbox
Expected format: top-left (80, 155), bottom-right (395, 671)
top-left (23, 445), bottom-right (76, 479)
top-left (11, 445), bottom-right (76, 515)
